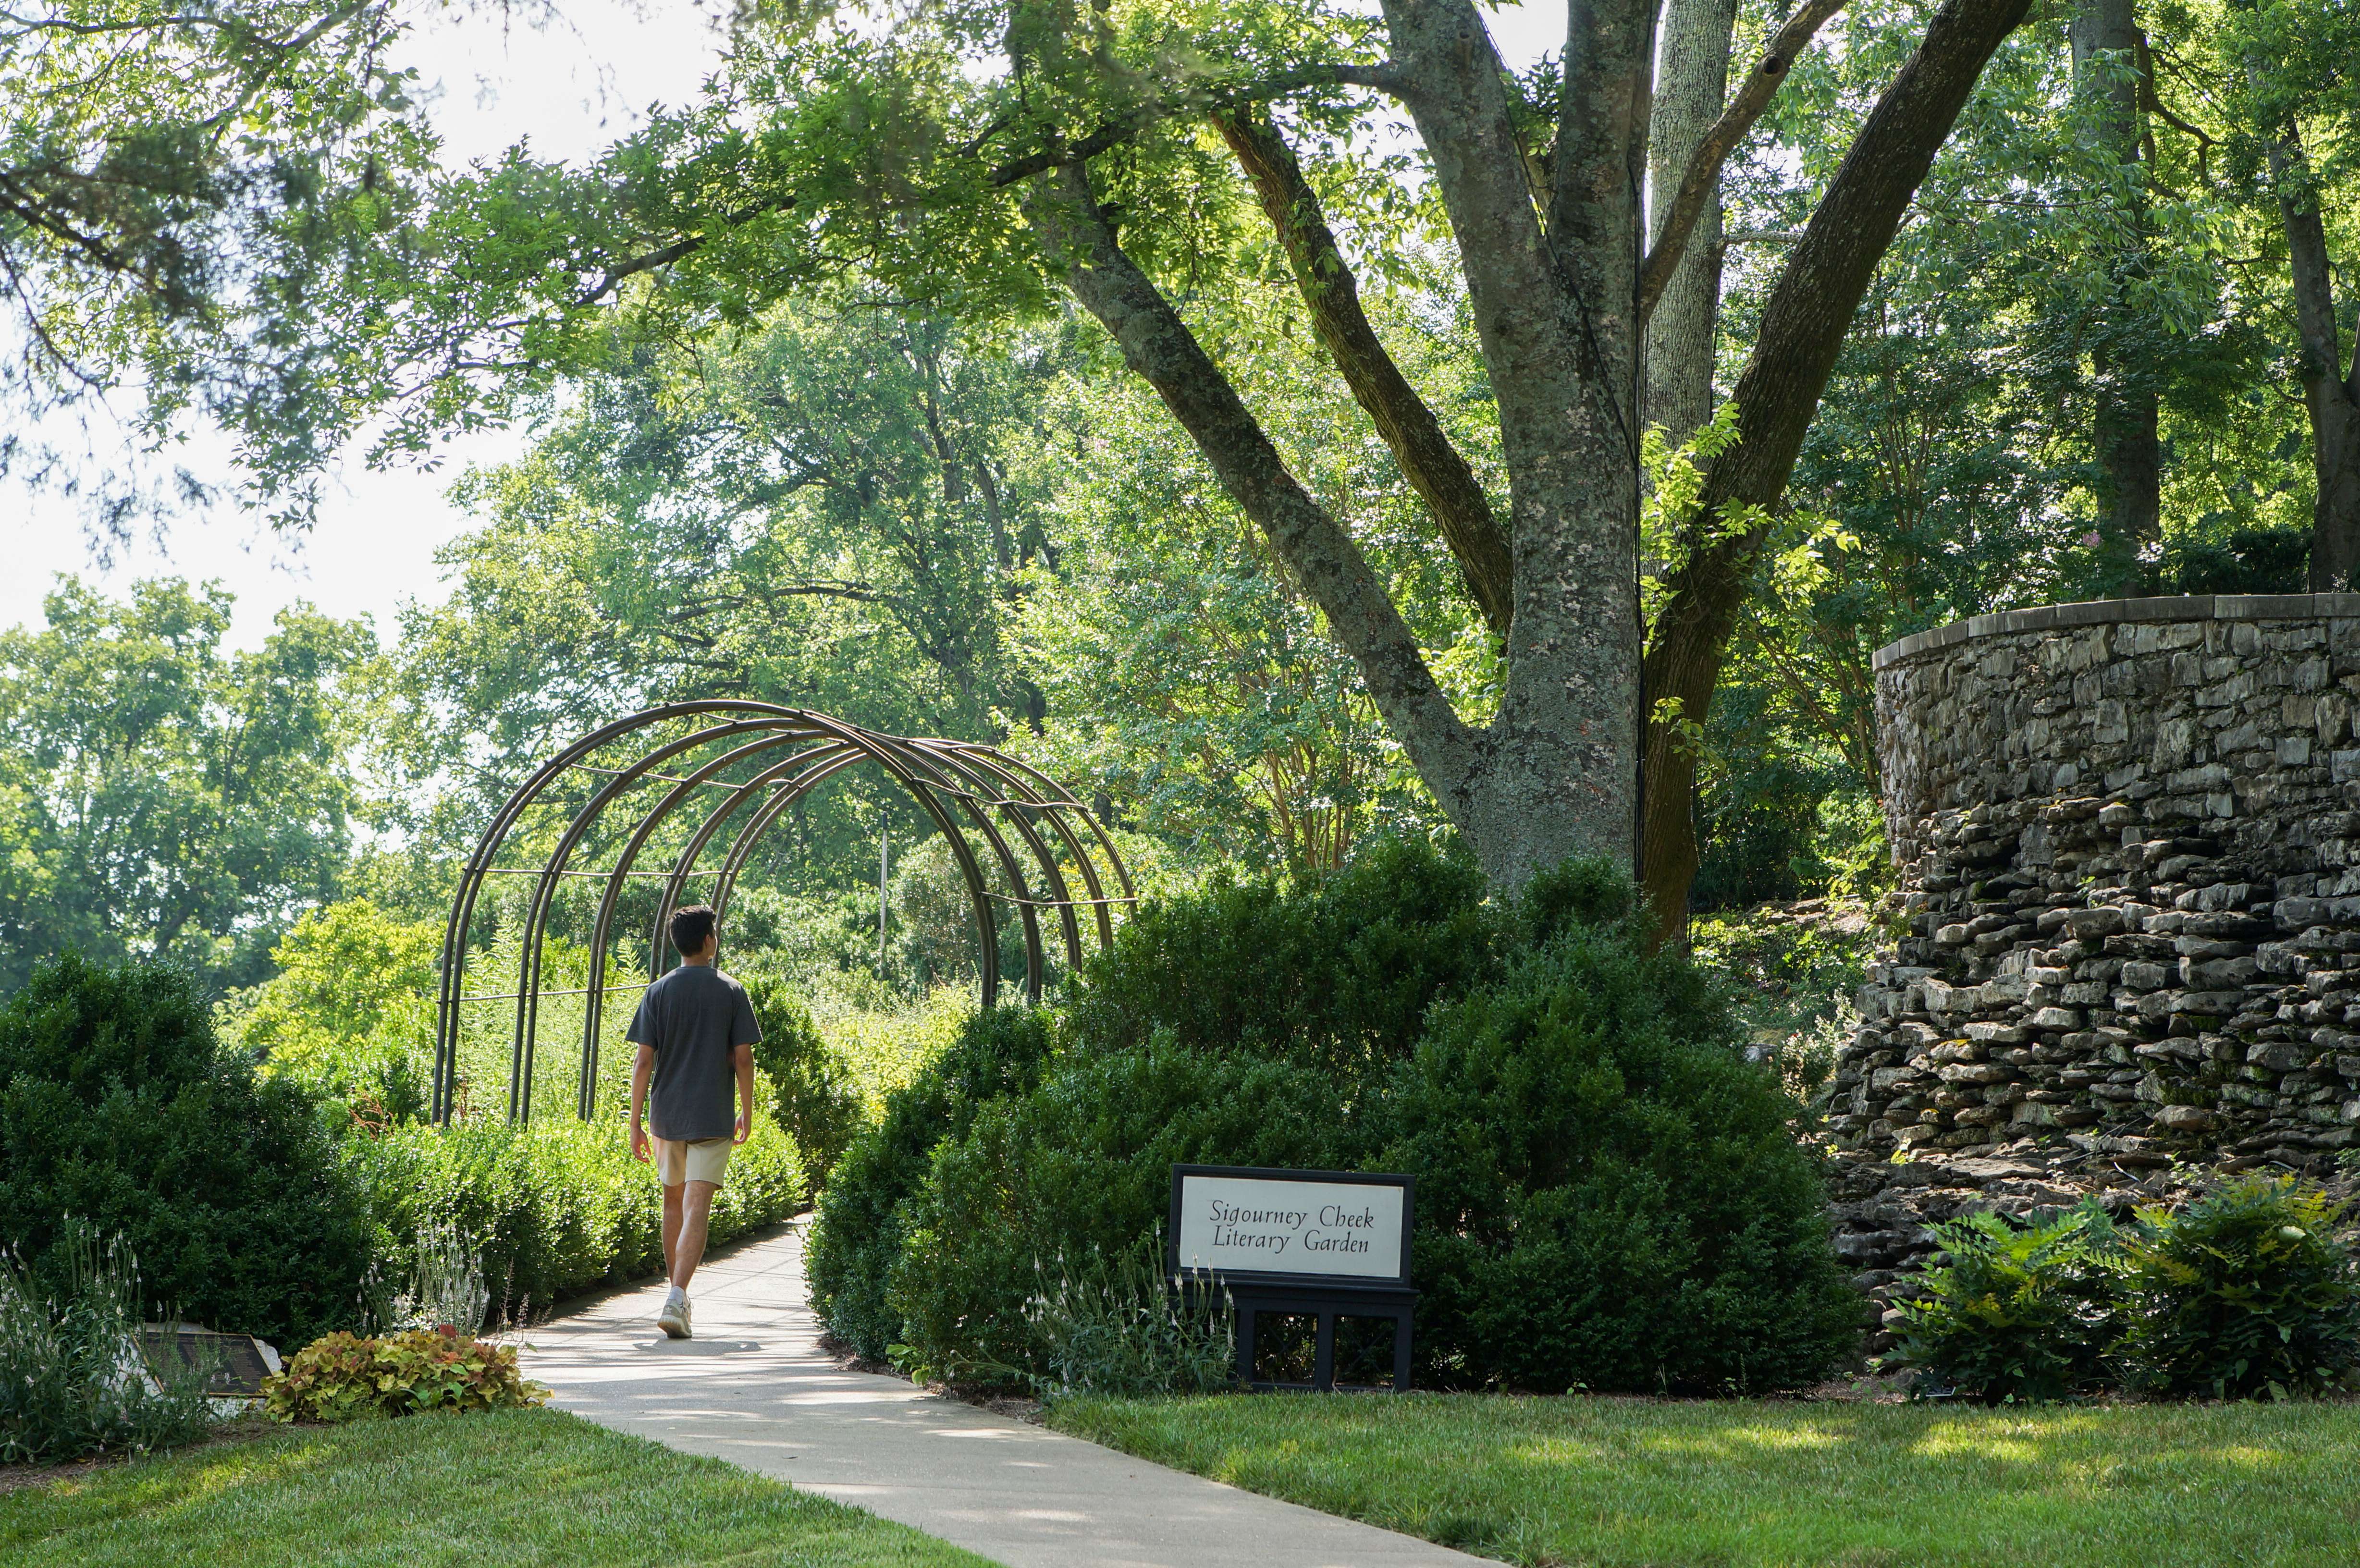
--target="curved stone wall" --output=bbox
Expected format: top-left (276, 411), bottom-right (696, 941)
top-left (1824, 594), bottom-right (2360, 1319)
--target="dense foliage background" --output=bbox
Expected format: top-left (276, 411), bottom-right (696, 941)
top-left (6, 0), bottom-right (2357, 995)
top-left (2, 0), bottom-right (2354, 1400)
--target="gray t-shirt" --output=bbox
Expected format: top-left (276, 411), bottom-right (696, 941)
top-left (627, 965), bottom-right (762, 1141)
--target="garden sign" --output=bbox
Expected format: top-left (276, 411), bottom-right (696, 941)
top-left (1167, 1164), bottom-right (1415, 1391)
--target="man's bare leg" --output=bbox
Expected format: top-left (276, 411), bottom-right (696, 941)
top-left (661, 1181), bottom-right (686, 1278)
top-left (671, 1179), bottom-right (719, 1290)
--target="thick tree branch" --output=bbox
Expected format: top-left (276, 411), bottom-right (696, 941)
top-left (577, 235), bottom-right (707, 306)
top-left (1638, 0), bottom-right (1848, 321)
top-left (1022, 162), bottom-right (1480, 800)
top-left (983, 63), bottom-right (1407, 188)
top-left (1638, 0), bottom-right (2033, 937)
top-left (2271, 144), bottom-right (2345, 401)
top-left (1645, 0), bottom-right (1738, 445)
top-left (1215, 108), bottom-right (1514, 637)
top-left (1377, 0), bottom-right (1561, 395)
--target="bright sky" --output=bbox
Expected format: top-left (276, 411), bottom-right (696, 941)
top-left (1, 1), bottom-right (1568, 652)
top-left (0, 0), bottom-right (728, 650)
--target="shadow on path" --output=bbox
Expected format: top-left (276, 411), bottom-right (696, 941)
top-left (520, 1218), bottom-right (1491, 1568)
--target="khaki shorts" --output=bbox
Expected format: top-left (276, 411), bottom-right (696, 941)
top-left (654, 1136), bottom-right (733, 1188)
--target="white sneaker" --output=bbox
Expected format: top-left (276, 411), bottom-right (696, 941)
top-left (658, 1289), bottom-right (691, 1340)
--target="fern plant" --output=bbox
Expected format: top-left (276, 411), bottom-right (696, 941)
top-left (2115, 1178), bottom-right (2360, 1400)
top-left (1882, 1202), bottom-right (2123, 1403)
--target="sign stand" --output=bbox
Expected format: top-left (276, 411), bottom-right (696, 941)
top-left (1224, 1279), bottom-right (1415, 1393)
top-left (1168, 1164), bottom-right (1416, 1393)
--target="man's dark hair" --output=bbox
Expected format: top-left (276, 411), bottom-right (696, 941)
top-left (669, 905), bottom-right (718, 957)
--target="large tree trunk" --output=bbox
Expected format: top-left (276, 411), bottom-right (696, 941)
top-left (1637, 0), bottom-right (2034, 941)
top-left (1009, 0), bottom-right (2022, 900)
top-left (1645, 0), bottom-right (1738, 446)
top-left (2071, 0), bottom-right (2161, 594)
top-left (2268, 132), bottom-right (2360, 591)
top-left (1383, 0), bottom-right (1653, 881)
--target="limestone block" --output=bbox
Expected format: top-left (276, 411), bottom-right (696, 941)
top-left (2248, 1041), bottom-right (2313, 1073)
top-left (2065, 907), bottom-right (2128, 939)
top-left (2181, 956), bottom-right (2259, 988)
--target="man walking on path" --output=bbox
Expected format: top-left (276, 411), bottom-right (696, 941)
top-left (629, 904), bottom-right (761, 1340)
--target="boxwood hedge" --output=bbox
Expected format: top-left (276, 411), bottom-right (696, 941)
top-left (808, 840), bottom-right (1860, 1394)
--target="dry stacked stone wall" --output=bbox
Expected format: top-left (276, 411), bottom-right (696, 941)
top-left (1824, 594), bottom-right (2360, 1344)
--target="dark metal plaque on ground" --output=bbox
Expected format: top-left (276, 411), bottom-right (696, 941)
top-left (136, 1326), bottom-right (279, 1398)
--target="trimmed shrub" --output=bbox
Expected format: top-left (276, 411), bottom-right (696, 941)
top-left (0, 954), bottom-right (373, 1346)
top-left (820, 844), bottom-right (1856, 1396)
top-left (262, 1327), bottom-right (547, 1422)
top-left (2116, 1177), bottom-right (2360, 1399)
top-left (1882, 1203), bottom-right (2122, 1403)
top-left (805, 1005), bottom-right (1053, 1361)
top-left (740, 972), bottom-right (862, 1183)
top-left (1063, 835), bottom-right (1503, 1071)
top-left (1385, 870), bottom-right (1859, 1393)
top-left (350, 1102), bottom-right (807, 1324)
top-left (885, 1043), bottom-right (1373, 1380)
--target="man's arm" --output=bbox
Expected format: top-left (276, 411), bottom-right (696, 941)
top-left (630, 1043), bottom-right (656, 1161)
top-left (732, 1042), bottom-right (756, 1144)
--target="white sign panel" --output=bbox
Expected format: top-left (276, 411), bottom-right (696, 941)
top-left (1172, 1172), bottom-right (1406, 1281)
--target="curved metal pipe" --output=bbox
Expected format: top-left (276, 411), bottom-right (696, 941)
top-left (946, 747), bottom-right (1119, 953)
top-left (513, 716), bottom-right (823, 1120)
top-left (649, 713), bottom-right (1020, 1006)
top-left (433, 699), bottom-right (804, 1121)
top-left (917, 745), bottom-right (1083, 981)
top-left (859, 733), bottom-right (1049, 1001)
top-left (572, 732), bottom-right (849, 1117)
top-left (434, 702), bottom-right (1136, 1126)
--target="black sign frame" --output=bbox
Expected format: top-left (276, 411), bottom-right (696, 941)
top-left (1165, 1164), bottom-right (1415, 1290)
top-left (1168, 1164), bottom-right (1419, 1391)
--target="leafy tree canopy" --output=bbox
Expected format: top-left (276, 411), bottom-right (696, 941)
top-left (0, 577), bottom-right (370, 992)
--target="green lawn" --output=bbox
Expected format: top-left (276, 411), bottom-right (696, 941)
top-left (0, 1407), bottom-right (985, 1568)
top-left (1049, 1392), bottom-right (2360, 1567)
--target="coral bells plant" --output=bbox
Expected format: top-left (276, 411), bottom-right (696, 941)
top-left (262, 1327), bottom-right (547, 1422)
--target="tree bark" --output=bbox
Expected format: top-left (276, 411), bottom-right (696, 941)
top-left (1020, 0), bottom-right (1661, 887)
top-left (1638, 0), bottom-right (1849, 317)
top-left (1022, 164), bottom-right (1486, 818)
top-left (1380, 0), bottom-right (1655, 880)
top-left (1645, 0), bottom-right (1739, 446)
top-left (2071, 0), bottom-right (2161, 595)
top-left (1637, 0), bottom-right (2034, 941)
top-left (1215, 109), bottom-right (1517, 637)
top-left (2268, 131), bottom-right (2360, 592)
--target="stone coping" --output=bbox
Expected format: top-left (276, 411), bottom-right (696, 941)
top-left (1871, 592), bottom-right (2360, 672)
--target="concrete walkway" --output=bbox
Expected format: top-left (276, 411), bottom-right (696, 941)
top-left (518, 1220), bottom-right (1490, 1568)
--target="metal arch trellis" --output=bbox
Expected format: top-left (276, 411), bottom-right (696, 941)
top-left (430, 702), bottom-right (1137, 1125)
